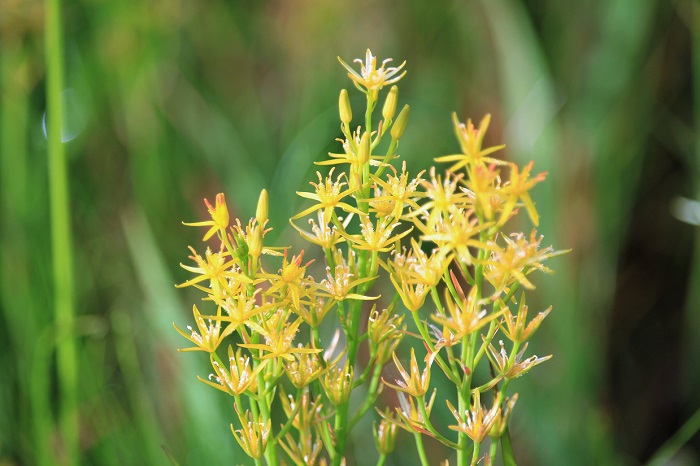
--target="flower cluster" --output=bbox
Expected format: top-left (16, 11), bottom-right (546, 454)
top-left (174, 49), bottom-right (567, 466)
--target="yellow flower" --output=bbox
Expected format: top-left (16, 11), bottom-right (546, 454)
top-left (374, 413), bottom-right (399, 455)
top-left (290, 294), bottom-right (334, 327)
top-left (344, 215), bottom-right (412, 253)
top-left (435, 114), bottom-right (506, 171)
top-left (482, 230), bottom-right (567, 294)
top-left (240, 310), bottom-right (322, 361)
top-left (408, 168), bottom-right (469, 230)
top-left (379, 390), bottom-right (436, 434)
top-left (183, 193), bottom-right (229, 241)
top-left (293, 168), bottom-right (362, 222)
top-left (382, 241), bottom-right (450, 312)
top-left (289, 210), bottom-right (348, 250)
top-left (279, 432), bottom-right (324, 466)
top-left (500, 161), bottom-right (547, 226)
top-left (383, 348), bottom-right (432, 397)
top-left (176, 246), bottom-right (248, 298)
top-left (231, 405), bottom-right (271, 460)
top-left (431, 287), bottom-right (505, 341)
top-left (463, 163), bottom-right (502, 222)
top-left (447, 390), bottom-right (500, 443)
top-left (198, 346), bottom-right (268, 396)
top-left (260, 249), bottom-right (314, 309)
top-left (173, 305), bottom-right (234, 353)
top-left (369, 162), bottom-right (424, 219)
top-left (338, 49), bottom-right (406, 92)
top-left (486, 340), bottom-right (552, 380)
top-left (320, 263), bottom-right (378, 301)
top-left (500, 293), bottom-right (552, 343)
top-left (418, 209), bottom-right (492, 265)
top-left (209, 289), bottom-right (275, 328)
top-left (322, 360), bottom-right (353, 406)
top-left (284, 352), bottom-right (325, 389)
top-left (319, 130), bottom-right (387, 191)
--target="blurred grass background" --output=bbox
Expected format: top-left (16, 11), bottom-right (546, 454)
top-left (1, 0), bottom-right (699, 464)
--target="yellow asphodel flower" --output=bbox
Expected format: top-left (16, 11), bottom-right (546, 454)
top-left (338, 49), bottom-right (406, 92)
top-left (319, 263), bottom-right (378, 301)
top-left (240, 310), bottom-right (322, 361)
top-left (431, 287), bottom-right (505, 341)
top-left (369, 162), bottom-right (425, 219)
top-left (344, 215), bottom-right (412, 253)
top-left (482, 230), bottom-right (568, 294)
top-left (231, 405), bottom-right (271, 460)
top-left (183, 193), bottom-right (230, 241)
top-left (293, 168), bottom-right (362, 222)
top-left (198, 346), bottom-right (268, 396)
top-left (289, 211), bottom-right (348, 250)
top-left (500, 161), bottom-right (547, 226)
top-left (407, 168), bottom-right (469, 230)
top-left (173, 305), bottom-right (234, 353)
top-left (486, 340), bottom-right (552, 380)
top-left (447, 390), bottom-right (500, 443)
top-left (259, 249), bottom-right (315, 309)
top-left (418, 209), bottom-right (492, 265)
top-left (176, 246), bottom-right (250, 299)
top-left (383, 348), bottom-right (433, 397)
top-left (435, 114), bottom-right (507, 171)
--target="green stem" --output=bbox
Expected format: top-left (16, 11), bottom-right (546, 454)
top-left (416, 395), bottom-right (459, 448)
top-left (349, 360), bottom-right (383, 429)
top-left (274, 390), bottom-right (302, 442)
top-left (471, 440), bottom-right (481, 466)
top-left (376, 454), bottom-right (388, 466)
top-left (411, 311), bottom-right (459, 385)
top-left (332, 406), bottom-right (349, 466)
top-left (488, 437), bottom-right (499, 464)
top-left (372, 138), bottom-right (399, 181)
top-left (46, 0), bottom-right (78, 463)
top-left (414, 432), bottom-right (430, 466)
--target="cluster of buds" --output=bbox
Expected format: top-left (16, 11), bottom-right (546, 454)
top-left (174, 49), bottom-right (567, 466)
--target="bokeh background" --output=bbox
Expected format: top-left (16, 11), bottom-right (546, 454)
top-left (2, 0), bottom-right (699, 464)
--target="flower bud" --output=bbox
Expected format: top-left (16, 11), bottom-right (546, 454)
top-left (391, 104), bottom-right (410, 140)
top-left (339, 89), bottom-right (352, 124)
top-left (256, 189), bottom-right (268, 226)
top-left (358, 130), bottom-right (370, 165)
top-left (373, 416), bottom-right (398, 455)
top-left (322, 361), bottom-right (353, 406)
top-left (382, 85), bottom-right (398, 121)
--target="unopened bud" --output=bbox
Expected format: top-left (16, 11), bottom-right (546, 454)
top-left (358, 131), bottom-right (370, 165)
top-left (382, 85), bottom-right (398, 121)
top-left (339, 89), bottom-right (352, 124)
top-left (249, 224), bottom-right (263, 259)
top-left (373, 416), bottom-right (399, 455)
top-left (391, 104), bottom-right (410, 140)
top-left (256, 189), bottom-right (268, 225)
top-left (322, 362), bottom-right (353, 406)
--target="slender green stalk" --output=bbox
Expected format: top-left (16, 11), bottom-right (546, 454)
top-left (414, 431), bottom-right (430, 466)
top-left (46, 0), bottom-right (78, 463)
top-left (471, 440), bottom-right (481, 466)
